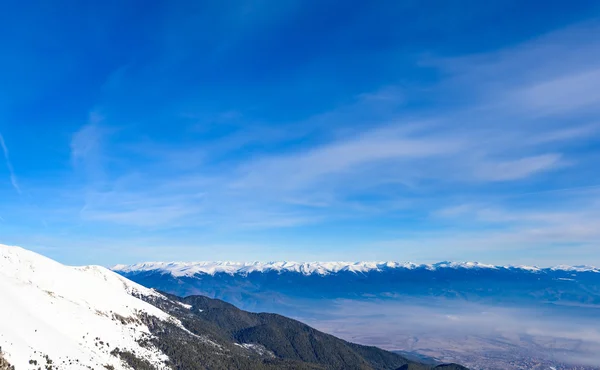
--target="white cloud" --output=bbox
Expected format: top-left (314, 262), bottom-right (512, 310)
top-left (473, 154), bottom-right (563, 181)
top-left (81, 204), bottom-right (197, 227)
top-left (515, 68), bottom-right (600, 115)
top-left (71, 116), bottom-right (104, 166)
top-left (429, 21), bottom-right (600, 92)
top-left (531, 123), bottom-right (600, 144)
top-left (234, 124), bottom-right (463, 191)
top-left (418, 192), bottom-right (600, 265)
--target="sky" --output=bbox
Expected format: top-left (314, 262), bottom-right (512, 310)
top-left (1, 0), bottom-right (600, 266)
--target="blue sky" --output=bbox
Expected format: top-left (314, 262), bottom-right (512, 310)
top-left (1, 0), bottom-right (600, 266)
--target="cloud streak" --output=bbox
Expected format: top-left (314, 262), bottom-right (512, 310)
top-left (70, 114), bottom-right (105, 173)
top-left (0, 133), bottom-right (21, 194)
top-left (234, 124), bottom-right (464, 191)
top-left (472, 154), bottom-right (563, 181)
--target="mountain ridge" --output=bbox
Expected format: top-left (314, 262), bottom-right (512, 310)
top-left (112, 260), bottom-right (600, 277)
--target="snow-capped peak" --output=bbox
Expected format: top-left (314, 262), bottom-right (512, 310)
top-left (0, 244), bottom-right (177, 369)
top-left (549, 264), bottom-right (600, 272)
top-left (112, 260), bottom-right (599, 278)
top-left (112, 261), bottom-right (417, 277)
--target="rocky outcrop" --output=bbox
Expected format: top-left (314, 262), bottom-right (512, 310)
top-left (0, 349), bottom-right (15, 370)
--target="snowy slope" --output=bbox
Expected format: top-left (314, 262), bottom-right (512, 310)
top-left (112, 260), bottom-right (600, 277)
top-left (0, 244), bottom-right (180, 370)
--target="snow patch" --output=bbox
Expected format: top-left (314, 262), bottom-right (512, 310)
top-left (177, 302), bottom-right (193, 310)
top-left (234, 343), bottom-right (275, 358)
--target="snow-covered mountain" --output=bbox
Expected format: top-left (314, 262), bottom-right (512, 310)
top-left (0, 244), bottom-right (185, 369)
top-left (112, 260), bottom-right (600, 277)
top-left (1, 244), bottom-right (461, 370)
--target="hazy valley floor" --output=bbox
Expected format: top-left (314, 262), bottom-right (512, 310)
top-left (291, 299), bottom-right (600, 370)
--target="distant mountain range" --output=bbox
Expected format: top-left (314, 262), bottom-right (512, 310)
top-left (0, 244), bottom-right (465, 370)
top-left (113, 260), bottom-right (600, 309)
top-left (113, 260), bottom-right (600, 277)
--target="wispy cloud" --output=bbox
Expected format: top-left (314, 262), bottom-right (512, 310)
top-left (59, 19), bottom-right (600, 235)
top-left (531, 123), bottom-right (600, 144)
top-left (81, 204), bottom-right (198, 227)
top-left (234, 124), bottom-right (463, 191)
top-left (0, 133), bottom-right (21, 194)
top-left (416, 189), bottom-right (600, 264)
top-left (71, 113), bottom-right (105, 170)
top-left (472, 154), bottom-right (563, 181)
top-left (5, 13), bottom-right (600, 265)
top-left (514, 68), bottom-right (600, 116)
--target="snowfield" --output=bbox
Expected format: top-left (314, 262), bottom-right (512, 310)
top-left (0, 244), bottom-right (178, 370)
